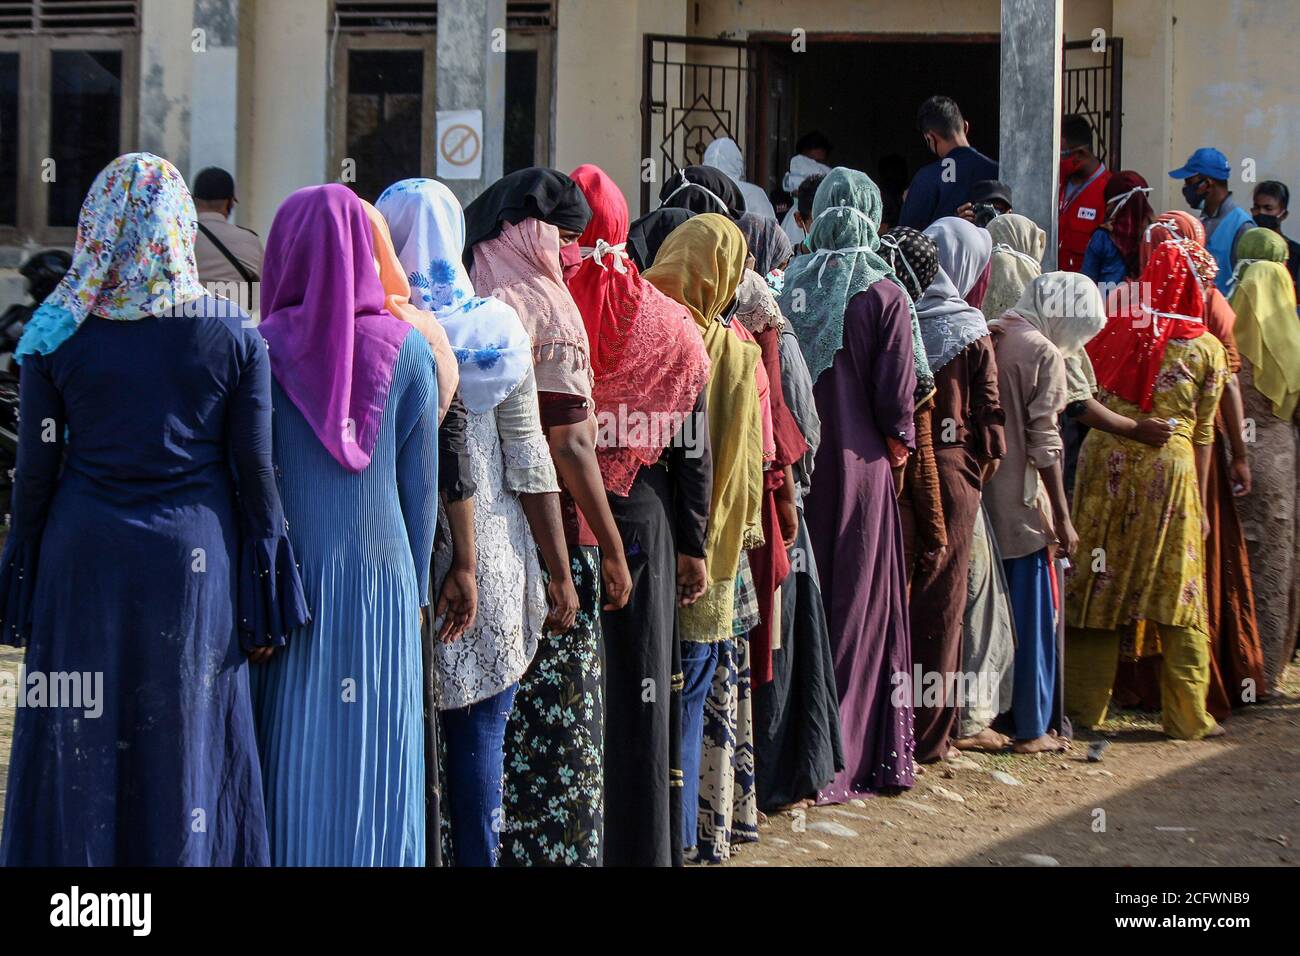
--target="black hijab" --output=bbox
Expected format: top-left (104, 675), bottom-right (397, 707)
top-left (626, 207), bottom-right (693, 271)
top-left (462, 167), bottom-right (592, 267)
top-left (658, 165), bottom-right (746, 219)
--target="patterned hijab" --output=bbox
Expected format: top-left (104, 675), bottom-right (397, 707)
top-left (361, 198), bottom-right (457, 423)
top-left (565, 163), bottom-right (712, 495)
top-left (777, 167), bottom-right (933, 398)
top-left (470, 217), bottom-right (593, 401)
top-left (18, 152), bottom-right (209, 359)
top-left (659, 165), bottom-right (747, 219)
top-left (1087, 238), bottom-right (1208, 412)
top-left (260, 184), bottom-right (412, 473)
top-left (645, 214), bottom-right (764, 625)
top-left (738, 211), bottom-right (795, 277)
top-left (1229, 228), bottom-right (1300, 420)
top-left (376, 178), bottom-right (533, 416)
top-left (982, 213), bottom-right (1046, 322)
top-left (916, 216), bottom-right (994, 373)
top-left (880, 226), bottom-right (939, 301)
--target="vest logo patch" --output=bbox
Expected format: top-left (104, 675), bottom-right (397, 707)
top-left (1078, 207), bottom-right (1097, 221)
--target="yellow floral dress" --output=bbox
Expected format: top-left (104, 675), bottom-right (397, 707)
top-left (1066, 335), bottom-right (1228, 637)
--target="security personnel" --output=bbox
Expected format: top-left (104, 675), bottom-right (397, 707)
top-left (192, 167), bottom-right (262, 292)
top-left (1057, 114), bottom-right (1110, 272)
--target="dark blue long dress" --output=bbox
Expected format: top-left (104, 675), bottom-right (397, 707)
top-left (0, 296), bottom-right (307, 866)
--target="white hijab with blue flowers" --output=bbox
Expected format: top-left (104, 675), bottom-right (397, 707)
top-left (376, 178), bottom-right (533, 415)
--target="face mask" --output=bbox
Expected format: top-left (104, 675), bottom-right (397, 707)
top-left (1253, 213), bottom-right (1282, 232)
top-left (559, 241), bottom-right (583, 281)
top-left (1060, 153), bottom-right (1083, 180)
top-left (1182, 181), bottom-right (1206, 211)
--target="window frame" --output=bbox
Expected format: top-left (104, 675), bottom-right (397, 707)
top-left (0, 30), bottom-right (139, 246)
top-left (328, 31), bottom-right (437, 189)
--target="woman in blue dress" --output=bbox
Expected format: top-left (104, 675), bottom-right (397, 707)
top-left (0, 153), bottom-right (308, 866)
top-left (250, 184), bottom-right (439, 866)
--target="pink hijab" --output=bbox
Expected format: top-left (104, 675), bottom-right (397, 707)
top-left (469, 218), bottom-right (593, 401)
top-left (260, 185), bottom-right (412, 473)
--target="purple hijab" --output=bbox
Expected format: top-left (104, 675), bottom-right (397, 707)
top-left (260, 184), bottom-right (410, 472)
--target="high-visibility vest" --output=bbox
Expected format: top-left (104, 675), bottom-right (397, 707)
top-left (1058, 168), bottom-right (1112, 272)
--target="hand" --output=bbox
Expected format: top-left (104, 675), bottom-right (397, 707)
top-left (776, 498), bottom-right (799, 549)
top-left (955, 202), bottom-right (977, 223)
top-left (1055, 516), bottom-right (1079, 559)
top-left (1229, 455), bottom-right (1252, 497)
top-left (435, 565), bottom-right (478, 643)
top-left (545, 575), bottom-right (579, 634)
top-left (676, 554), bottom-right (708, 607)
top-left (601, 553), bottom-right (632, 611)
top-left (918, 546), bottom-right (946, 576)
top-left (1202, 512), bottom-right (1211, 540)
top-left (247, 646), bottom-right (275, 665)
top-left (1132, 417), bottom-right (1175, 447)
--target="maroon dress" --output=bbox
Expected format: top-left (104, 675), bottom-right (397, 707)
top-left (806, 280), bottom-right (918, 801)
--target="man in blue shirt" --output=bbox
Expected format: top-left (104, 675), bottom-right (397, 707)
top-left (1169, 147), bottom-right (1254, 292)
top-left (898, 96), bottom-right (999, 230)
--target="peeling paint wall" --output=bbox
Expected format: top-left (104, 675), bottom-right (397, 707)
top-left (190, 0), bottom-right (240, 185)
top-left (138, 0), bottom-right (196, 176)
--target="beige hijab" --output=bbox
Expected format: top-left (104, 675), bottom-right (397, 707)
top-left (981, 213), bottom-right (1047, 323)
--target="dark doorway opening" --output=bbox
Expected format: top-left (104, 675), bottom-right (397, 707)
top-left (753, 36), bottom-right (1000, 224)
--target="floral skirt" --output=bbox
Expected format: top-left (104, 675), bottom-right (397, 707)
top-left (500, 546), bottom-right (604, 866)
top-left (690, 634), bottom-right (759, 863)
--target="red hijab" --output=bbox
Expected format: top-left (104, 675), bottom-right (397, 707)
top-left (1100, 170), bottom-right (1154, 279)
top-left (566, 164), bottom-right (712, 495)
top-left (1087, 238), bottom-right (1207, 412)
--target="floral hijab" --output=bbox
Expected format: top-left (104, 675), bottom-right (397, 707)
top-left (377, 178), bottom-right (534, 415)
top-left (18, 152), bottom-right (209, 359)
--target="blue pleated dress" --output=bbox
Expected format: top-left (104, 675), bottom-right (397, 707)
top-left (0, 296), bottom-right (308, 866)
top-left (250, 329), bottom-right (438, 866)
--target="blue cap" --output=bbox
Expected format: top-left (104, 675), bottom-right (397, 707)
top-left (1168, 147), bottom-right (1231, 181)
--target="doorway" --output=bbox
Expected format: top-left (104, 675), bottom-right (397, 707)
top-left (753, 35), bottom-right (1000, 223)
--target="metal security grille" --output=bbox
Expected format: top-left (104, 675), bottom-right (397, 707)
top-left (640, 34), bottom-right (751, 215)
top-left (1062, 37), bottom-right (1124, 169)
top-left (0, 0), bottom-right (139, 33)
top-left (333, 1), bottom-right (555, 32)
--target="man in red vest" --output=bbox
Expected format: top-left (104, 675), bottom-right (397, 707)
top-left (1058, 114), bottom-right (1111, 272)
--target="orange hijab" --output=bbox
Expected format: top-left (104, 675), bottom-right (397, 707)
top-left (362, 199), bottom-right (457, 423)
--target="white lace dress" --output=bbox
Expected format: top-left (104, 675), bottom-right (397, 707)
top-left (432, 368), bottom-right (558, 710)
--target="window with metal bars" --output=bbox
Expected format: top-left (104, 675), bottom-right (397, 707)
top-left (331, 1), bottom-right (554, 33)
top-left (0, 0), bottom-right (139, 34)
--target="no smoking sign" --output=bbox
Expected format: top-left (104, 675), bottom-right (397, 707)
top-left (437, 109), bottom-right (483, 180)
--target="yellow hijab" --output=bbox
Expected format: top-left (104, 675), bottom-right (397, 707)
top-left (645, 213), bottom-right (764, 640)
top-left (1229, 228), bottom-right (1300, 421)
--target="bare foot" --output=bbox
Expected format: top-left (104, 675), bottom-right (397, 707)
top-left (1012, 734), bottom-right (1071, 754)
top-left (1203, 723), bottom-right (1226, 739)
top-left (756, 810), bottom-right (769, 825)
top-left (774, 798), bottom-right (813, 813)
top-left (953, 728), bottom-right (1011, 752)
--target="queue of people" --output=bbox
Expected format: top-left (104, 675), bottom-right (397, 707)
top-left (0, 118), bottom-right (1296, 867)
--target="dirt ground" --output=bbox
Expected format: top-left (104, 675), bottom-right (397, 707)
top-left (1, 645), bottom-right (1296, 866)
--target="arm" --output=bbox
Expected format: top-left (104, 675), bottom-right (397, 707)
top-left (907, 397), bottom-right (948, 562)
top-left (0, 354), bottom-right (64, 646)
top-left (1074, 397), bottom-right (1175, 447)
top-left (1041, 461), bottom-right (1077, 558)
top-left (545, 411), bottom-right (632, 611)
top-left (1027, 348), bottom-right (1072, 556)
top-left (670, 388), bottom-right (713, 606)
top-left (434, 390), bottom-right (478, 642)
top-left (864, 288), bottom-right (917, 452)
top-left (395, 336), bottom-right (440, 612)
top-left (495, 372), bottom-right (577, 632)
top-left (968, 338), bottom-right (1007, 477)
top-left (1220, 374), bottom-right (1251, 496)
top-left (1192, 346), bottom-right (1230, 537)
